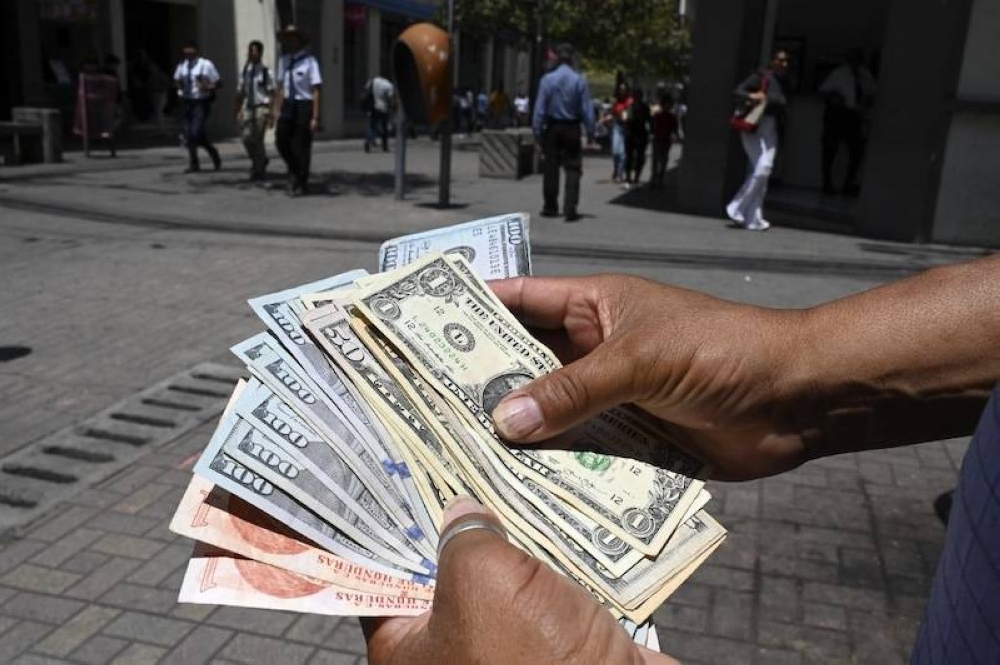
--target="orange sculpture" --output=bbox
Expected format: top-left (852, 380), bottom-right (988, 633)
top-left (393, 23), bottom-right (453, 126)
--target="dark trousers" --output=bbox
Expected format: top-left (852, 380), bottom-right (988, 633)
top-left (276, 100), bottom-right (314, 189)
top-left (625, 133), bottom-right (648, 182)
top-left (651, 138), bottom-right (671, 184)
top-left (366, 110), bottom-right (388, 150)
top-left (542, 122), bottom-right (583, 214)
top-left (181, 100), bottom-right (220, 168)
top-left (822, 106), bottom-right (865, 189)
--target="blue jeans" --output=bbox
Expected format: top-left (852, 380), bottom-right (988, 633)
top-left (611, 123), bottom-right (626, 179)
top-left (366, 110), bottom-right (389, 150)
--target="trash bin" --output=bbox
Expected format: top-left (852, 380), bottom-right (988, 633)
top-left (479, 128), bottom-right (535, 179)
top-left (12, 107), bottom-right (62, 163)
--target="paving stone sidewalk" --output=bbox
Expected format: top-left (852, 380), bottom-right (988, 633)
top-left (0, 411), bottom-right (965, 664)
top-left (0, 419), bottom-right (371, 665)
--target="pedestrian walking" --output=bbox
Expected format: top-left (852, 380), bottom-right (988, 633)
top-left (594, 98), bottom-right (611, 153)
top-left (610, 83), bottom-right (632, 183)
top-left (234, 40), bottom-right (275, 181)
top-left (624, 87), bottom-right (652, 185)
top-left (532, 43), bottom-right (595, 222)
top-left (726, 49), bottom-right (791, 231)
top-left (476, 89), bottom-right (488, 130)
top-left (273, 25), bottom-right (322, 197)
top-left (651, 94), bottom-right (678, 186)
top-left (363, 72), bottom-right (394, 152)
top-left (488, 83), bottom-right (511, 128)
top-left (173, 40), bottom-right (222, 173)
top-left (514, 88), bottom-right (530, 128)
top-left (818, 47), bottom-right (877, 196)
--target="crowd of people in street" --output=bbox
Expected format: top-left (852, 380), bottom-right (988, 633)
top-left (54, 25), bottom-right (879, 235)
top-left (598, 82), bottom-right (681, 188)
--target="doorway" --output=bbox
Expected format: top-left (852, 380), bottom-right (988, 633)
top-left (761, 0), bottom-right (890, 226)
top-left (122, 0), bottom-right (197, 128)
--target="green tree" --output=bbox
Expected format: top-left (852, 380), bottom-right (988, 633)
top-left (448, 0), bottom-right (691, 80)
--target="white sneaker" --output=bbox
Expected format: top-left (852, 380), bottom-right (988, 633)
top-left (745, 219), bottom-right (771, 231)
top-left (725, 202), bottom-right (744, 223)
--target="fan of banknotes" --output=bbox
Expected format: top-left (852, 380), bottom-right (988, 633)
top-left (170, 213), bottom-right (726, 650)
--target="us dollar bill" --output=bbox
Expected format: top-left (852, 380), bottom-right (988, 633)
top-left (379, 213), bottom-right (532, 279)
top-left (333, 311), bottom-right (639, 591)
top-left (193, 414), bottom-right (432, 583)
top-left (232, 377), bottom-right (438, 548)
top-left (350, 313), bottom-right (480, 499)
top-left (248, 271), bottom-right (385, 448)
top-left (230, 333), bottom-right (432, 540)
top-left (247, 270), bottom-right (368, 422)
top-left (222, 413), bottom-right (433, 572)
top-left (302, 304), bottom-right (467, 501)
top-left (231, 379), bottom-right (434, 563)
top-left (352, 254), bottom-right (703, 558)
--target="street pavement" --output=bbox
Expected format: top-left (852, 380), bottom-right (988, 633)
top-left (0, 137), bottom-right (987, 664)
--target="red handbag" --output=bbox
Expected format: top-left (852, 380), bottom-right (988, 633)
top-left (729, 73), bottom-right (770, 132)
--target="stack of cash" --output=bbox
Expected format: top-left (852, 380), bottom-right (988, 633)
top-left (170, 213), bottom-right (726, 649)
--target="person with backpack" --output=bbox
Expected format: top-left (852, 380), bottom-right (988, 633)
top-left (363, 72), bottom-right (395, 152)
top-left (173, 40), bottom-right (222, 173)
top-left (726, 49), bottom-right (790, 231)
top-left (234, 40), bottom-right (275, 181)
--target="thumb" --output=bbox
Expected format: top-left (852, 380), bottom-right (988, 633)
top-left (363, 496), bottom-right (508, 664)
top-left (492, 341), bottom-right (633, 442)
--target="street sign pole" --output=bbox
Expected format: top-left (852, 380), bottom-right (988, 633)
top-left (394, 106), bottom-right (406, 200)
top-left (438, 0), bottom-right (455, 208)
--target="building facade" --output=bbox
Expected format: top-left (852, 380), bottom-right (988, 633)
top-left (677, 0), bottom-right (1000, 247)
top-left (3, 0), bottom-right (525, 140)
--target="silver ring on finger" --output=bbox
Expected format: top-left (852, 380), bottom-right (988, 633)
top-left (437, 517), bottom-right (507, 559)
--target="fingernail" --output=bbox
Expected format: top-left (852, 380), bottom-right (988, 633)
top-left (492, 394), bottom-right (543, 439)
top-left (442, 495), bottom-right (483, 524)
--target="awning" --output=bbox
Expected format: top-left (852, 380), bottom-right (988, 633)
top-left (347, 0), bottom-right (438, 20)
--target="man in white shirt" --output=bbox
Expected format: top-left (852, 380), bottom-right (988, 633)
top-left (173, 40), bottom-right (222, 173)
top-left (818, 48), bottom-right (877, 196)
top-left (272, 25), bottom-right (322, 196)
top-left (514, 90), bottom-right (530, 128)
top-left (364, 73), bottom-right (395, 152)
top-left (234, 40), bottom-right (275, 181)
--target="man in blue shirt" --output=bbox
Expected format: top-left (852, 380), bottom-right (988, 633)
top-left (533, 43), bottom-right (595, 222)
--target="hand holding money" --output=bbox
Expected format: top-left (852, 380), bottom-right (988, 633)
top-left (363, 495), bottom-right (679, 665)
top-left (171, 213), bottom-right (724, 652)
top-left (489, 274), bottom-right (810, 481)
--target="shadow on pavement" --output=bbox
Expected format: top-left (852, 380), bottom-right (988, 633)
top-left (188, 168), bottom-right (437, 197)
top-left (606, 167), bottom-right (680, 213)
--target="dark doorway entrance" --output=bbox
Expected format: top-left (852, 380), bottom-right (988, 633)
top-left (763, 0), bottom-right (890, 229)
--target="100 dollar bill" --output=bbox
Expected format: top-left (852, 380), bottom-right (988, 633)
top-left (378, 213), bottom-right (531, 279)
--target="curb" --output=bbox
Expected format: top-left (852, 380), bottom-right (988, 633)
top-left (1, 193), bottom-right (987, 278)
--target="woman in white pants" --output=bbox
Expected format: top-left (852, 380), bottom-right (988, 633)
top-left (727, 51), bottom-right (790, 231)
